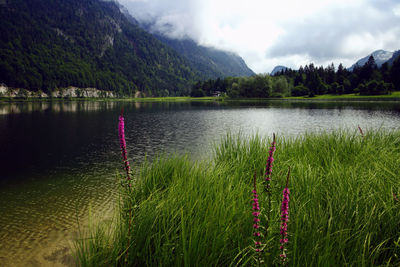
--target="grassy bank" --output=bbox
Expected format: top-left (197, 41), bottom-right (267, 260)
top-left (116, 96), bottom-right (221, 102)
top-left (2, 92), bottom-right (400, 103)
top-left (76, 130), bottom-right (400, 266)
top-left (284, 91), bottom-right (400, 101)
top-left (118, 93), bottom-right (400, 102)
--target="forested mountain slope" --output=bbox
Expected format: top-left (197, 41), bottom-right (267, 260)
top-left (0, 0), bottom-right (201, 96)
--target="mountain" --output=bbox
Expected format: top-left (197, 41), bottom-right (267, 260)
top-left (271, 65), bottom-right (288, 75)
top-left (348, 50), bottom-right (394, 71)
top-left (0, 0), bottom-right (204, 96)
top-left (387, 50), bottom-right (400, 66)
top-left (114, 0), bottom-right (139, 25)
top-left (134, 19), bottom-right (254, 79)
top-left (152, 34), bottom-right (255, 79)
top-left (115, 1), bottom-right (254, 78)
top-left (114, 3), bottom-right (254, 78)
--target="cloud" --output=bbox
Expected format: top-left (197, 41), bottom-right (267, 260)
top-left (267, 1), bottom-right (400, 64)
top-left (117, 0), bottom-right (202, 39)
top-left (117, 0), bottom-right (400, 73)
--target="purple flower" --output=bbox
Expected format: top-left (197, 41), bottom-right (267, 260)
top-left (251, 171), bottom-right (262, 253)
top-left (118, 115), bottom-right (131, 185)
top-left (264, 135), bottom-right (276, 184)
top-left (118, 113), bottom-right (134, 261)
top-left (279, 168), bottom-right (291, 262)
top-left (263, 134), bottom-right (277, 246)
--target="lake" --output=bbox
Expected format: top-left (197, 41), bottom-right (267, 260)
top-left (1, 100), bottom-right (400, 266)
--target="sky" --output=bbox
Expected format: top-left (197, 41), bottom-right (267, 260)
top-left (117, 0), bottom-right (400, 73)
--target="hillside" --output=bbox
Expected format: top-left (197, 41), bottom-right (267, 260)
top-left (153, 34), bottom-right (255, 79)
top-left (387, 50), bottom-right (400, 66)
top-left (348, 50), bottom-right (394, 71)
top-left (0, 0), bottom-right (201, 96)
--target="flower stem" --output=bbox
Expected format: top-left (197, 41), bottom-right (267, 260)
top-left (118, 111), bottom-right (133, 264)
top-left (252, 171), bottom-right (262, 263)
top-left (264, 133), bottom-right (276, 239)
top-left (280, 167), bottom-right (291, 265)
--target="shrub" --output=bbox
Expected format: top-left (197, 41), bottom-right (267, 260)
top-left (291, 84), bottom-right (309, 96)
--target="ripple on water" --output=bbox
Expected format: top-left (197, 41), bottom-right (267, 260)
top-left (0, 169), bottom-right (117, 267)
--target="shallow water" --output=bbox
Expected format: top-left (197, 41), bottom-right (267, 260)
top-left (1, 100), bottom-right (400, 266)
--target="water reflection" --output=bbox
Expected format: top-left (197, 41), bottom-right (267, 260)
top-left (0, 101), bottom-right (121, 115)
top-left (2, 99), bottom-right (400, 115)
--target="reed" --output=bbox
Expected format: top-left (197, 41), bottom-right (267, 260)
top-left (251, 171), bottom-right (262, 262)
top-left (76, 129), bottom-right (400, 266)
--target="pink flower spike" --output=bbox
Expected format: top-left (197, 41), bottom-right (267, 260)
top-left (251, 171), bottom-right (262, 255)
top-left (264, 134), bottom-right (276, 187)
top-left (280, 238), bottom-right (289, 244)
top-left (118, 114), bottom-right (132, 185)
top-left (279, 167), bottom-right (291, 263)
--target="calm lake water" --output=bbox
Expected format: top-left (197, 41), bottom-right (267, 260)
top-left (1, 100), bottom-right (400, 266)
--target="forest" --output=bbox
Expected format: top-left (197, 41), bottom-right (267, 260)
top-left (0, 0), bottom-right (201, 97)
top-left (191, 54), bottom-right (400, 98)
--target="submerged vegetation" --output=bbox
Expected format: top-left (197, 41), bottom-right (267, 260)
top-left (76, 128), bottom-right (400, 266)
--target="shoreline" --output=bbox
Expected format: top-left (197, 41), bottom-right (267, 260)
top-left (2, 94), bottom-right (400, 103)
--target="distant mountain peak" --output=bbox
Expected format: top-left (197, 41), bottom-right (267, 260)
top-left (371, 50), bottom-right (393, 61)
top-left (348, 50), bottom-right (394, 71)
top-left (271, 65), bottom-right (288, 75)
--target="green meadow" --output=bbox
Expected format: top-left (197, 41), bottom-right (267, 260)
top-left (76, 130), bottom-right (400, 266)
top-left (285, 91), bottom-right (400, 101)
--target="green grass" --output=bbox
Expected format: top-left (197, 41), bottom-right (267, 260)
top-left (285, 91), bottom-right (400, 101)
top-left (75, 130), bottom-right (400, 266)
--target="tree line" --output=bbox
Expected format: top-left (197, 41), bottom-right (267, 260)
top-left (191, 55), bottom-right (400, 98)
